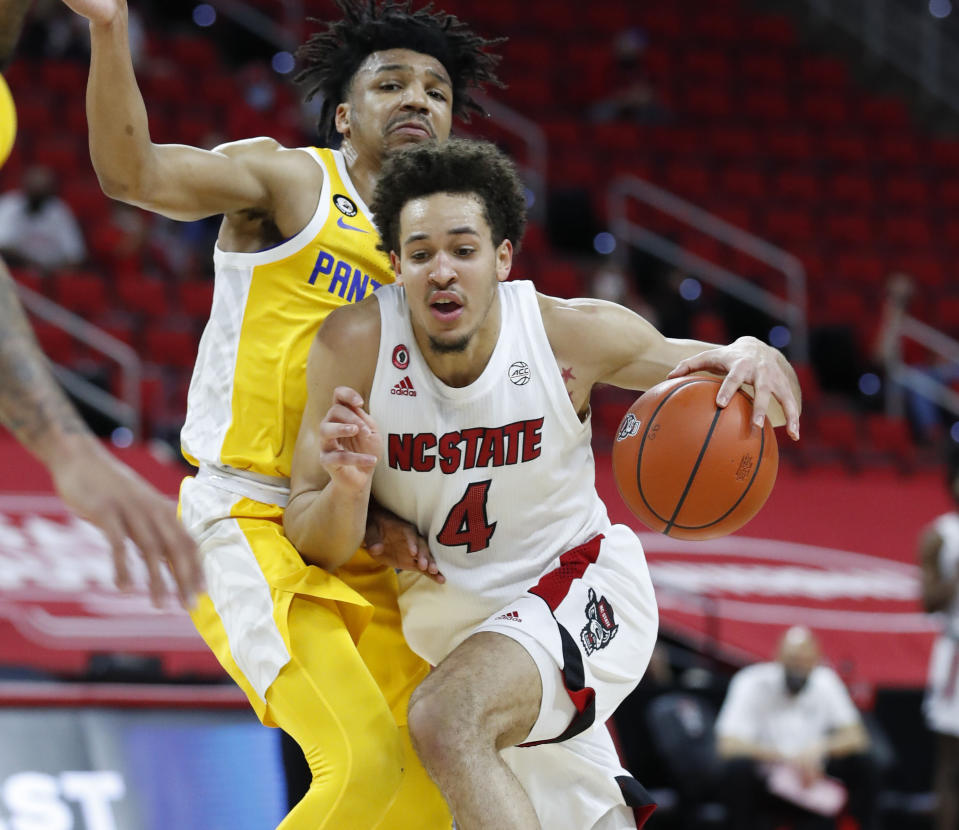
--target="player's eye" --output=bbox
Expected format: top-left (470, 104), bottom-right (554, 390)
top-left (428, 89), bottom-right (447, 102)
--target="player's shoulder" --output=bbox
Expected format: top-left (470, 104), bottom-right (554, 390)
top-left (212, 137), bottom-right (323, 177)
top-left (733, 661), bottom-right (780, 689)
top-left (317, 295), bottom-right (382, 352)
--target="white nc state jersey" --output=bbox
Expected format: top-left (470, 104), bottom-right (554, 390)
top-left (370, 280), bottom-right (612, 665)
top-left (934, 513), bottom-right (959, 638)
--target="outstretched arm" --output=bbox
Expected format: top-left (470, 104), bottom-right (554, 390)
top-left (0, 259), bottom-right (203, 606)
top-left (543, 295), bottom-right (801, 440)
top-left (60, 0), bottom-right (318, 228)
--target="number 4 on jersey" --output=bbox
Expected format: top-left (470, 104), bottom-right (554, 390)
top-left (437, 480), bottom-right (497, 553)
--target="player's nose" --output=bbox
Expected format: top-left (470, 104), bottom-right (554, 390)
top-left (429, 253), bottom-right (457, 284)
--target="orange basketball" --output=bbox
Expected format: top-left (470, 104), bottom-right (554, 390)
top-left (611, 376), bottom-right (778, 540)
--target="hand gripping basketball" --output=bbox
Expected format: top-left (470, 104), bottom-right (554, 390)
top-left (612, 376), bottom-right (778, 540)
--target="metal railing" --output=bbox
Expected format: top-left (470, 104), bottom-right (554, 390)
top-left (15, 283), bottom-right (143, 440)
top-left (607, 175), bottom-right (809, 362)
top-left (884, 314), bottom-right (959, 421)
top-left (807, 0), bottom-right (959, 112)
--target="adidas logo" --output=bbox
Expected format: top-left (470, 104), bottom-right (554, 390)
top-left (494, 610), bottom-right (522, 623)
top-left (390, 376), bottom-right (417, 397)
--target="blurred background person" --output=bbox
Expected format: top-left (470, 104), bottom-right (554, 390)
top-left (918, 445), bottom-right (959, 830)
top-left (0, 164), bottom-right (86, 271)
top-left (715, 625), bottom-right (880, 830)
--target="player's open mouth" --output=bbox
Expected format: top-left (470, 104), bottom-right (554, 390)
top-left (429, 294), bottom-right (463, 321)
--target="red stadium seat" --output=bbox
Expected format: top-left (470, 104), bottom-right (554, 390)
top-left (875, 133), bottom-right (923, 167)
top-left (883, 174), bottom-right (930, 207)
top-left (763, 128), bottom-right (814, 162)
top-left (52, 270), bottom-right (109, 318)
top-left (799, 91), bottom-right (849, 125)
top-left (822, 131), bottom-right (870, 164)
top-left (889, 253), bottom-right (944, 287)
top-left (665, 161), bottom-right (712, 200)
top-left (116, 278), bottom-right (171, 318)
top-left (720, 167), bottom-right (767, 201)
top-left (144, 326), bottom-right (199, 369)
top-left (823, 212), bottom-right (874, 246)
top-left (880, 216), bottom-right (934, 250)
top-left (835, 252), bottom-right (886, 286)
top-left (708, 126), bottom-right (761, 159)
top-left (828, 173), bottom-right (876, 205)
top-left (864, 413), bottom-right (916, 471)
top-left (681, 85), bottom-right (734, 120)
top-left (738, 53), bottom-right (788, 84)
top-left (798, 55), bottom-right (849, 88)
top-left (931, 139), bottom-right (959, 169)
top-left (746, 14), bottom-right (797, 48)
top-left (773, 169), bottom-right (821, 203)
top-left (742, 88), bottom-right (791, 122)
top-left (858, 96), bottom-right (911, 128)
top-left (32, 322), bottom-right (75, 365)
top-left (682, 49), bottom-right (733, 81)
top-left (176, 281), bottom-right (215, 320)
top-left (763, 208), bottom-right (817, 245)
top-left (937, 179), bottom-right (959, 208)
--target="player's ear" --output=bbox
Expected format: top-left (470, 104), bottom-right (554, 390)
top-left (495, 239), bottom-right (513, 283)
top-left (334, 102), bottom-right (351, 137)
top-left (390, 250), bottom-right (403, 284)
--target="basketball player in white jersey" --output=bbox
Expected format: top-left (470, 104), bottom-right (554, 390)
top-left (287, 139), bottom-right (802, 830)
top-left (0, 0), bottom-right (201, 607)
top-left (919, 446), bottom-right (959, 830)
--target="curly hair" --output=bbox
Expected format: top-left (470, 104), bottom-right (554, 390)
top-left (295, 0), bottom-right (503, 144)
top-left (371, 138), bottom-right (527, 255)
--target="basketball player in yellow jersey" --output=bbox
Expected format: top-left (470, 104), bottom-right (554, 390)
top-left (0, 0), bottom-right (202, 608)
top-left (60, 0), bottom-right (501, 826)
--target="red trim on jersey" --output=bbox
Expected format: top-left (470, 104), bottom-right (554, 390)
top-left (529, 534), bottom-right (604, 611)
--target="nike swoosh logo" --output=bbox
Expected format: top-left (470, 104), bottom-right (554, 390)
top-left (337, 216), bottom-right (368, 233)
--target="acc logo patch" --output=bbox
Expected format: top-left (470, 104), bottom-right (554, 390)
top-left (581, 587), bottom-right (619, 655)
top-left (616, 413), bottom-right (641, 441)
top-left (508, 361), bottom-right (531, 386)
top-left (392, 344), bottom-right (410, 370)
top-left (333, 194), bottom-right (358, 217)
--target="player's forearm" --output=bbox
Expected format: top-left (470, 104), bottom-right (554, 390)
top-left (0, 261), bottom-right (94, 466)
top-left (285, 481), bottom-right (371, 571)
top-left (85, 9), bottom-right (157, 202)
top-left (822, 724), bottom-right (869, 758)
top-left (717, 734), bottom-right (783, 764)
top-left (0, 0), bottom-right (33, 68)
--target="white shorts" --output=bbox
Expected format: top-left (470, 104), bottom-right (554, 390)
top-left (472, 524), bottom-right (659, 829)
top-left (925, 634), bottom-right (959, 737)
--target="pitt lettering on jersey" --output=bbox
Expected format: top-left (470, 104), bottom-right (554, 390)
top-left (307, 249), bottom-right (382, 302)
top-left (388, 418), bottom-right (544, 473)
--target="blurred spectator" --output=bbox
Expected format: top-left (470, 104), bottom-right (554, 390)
top-left (19, 0), bottom-right (145, 65)
top-left (89, 203), bottom-right (174, 281)
top-left (715, 626), bottom-right (880, 830)
top-left (872, 272), bottom-right (959, 444)
top-left (587, 27), bottom-right (668, 125)
top-left (917, 446), bottom-right (959, 830)
top-left (0, 165), bottom-right (85, 271)
top-left (588, 259), bottom-right (658, 324)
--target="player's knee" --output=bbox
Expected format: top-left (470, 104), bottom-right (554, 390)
top-left (408, 681), bottom-right (477, 768)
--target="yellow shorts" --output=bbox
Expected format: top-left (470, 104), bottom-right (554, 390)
top-left (179, 475), bottom-right (451, 830)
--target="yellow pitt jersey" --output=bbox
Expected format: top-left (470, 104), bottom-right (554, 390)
top-left (181, 147), bottom-right (392, 480)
